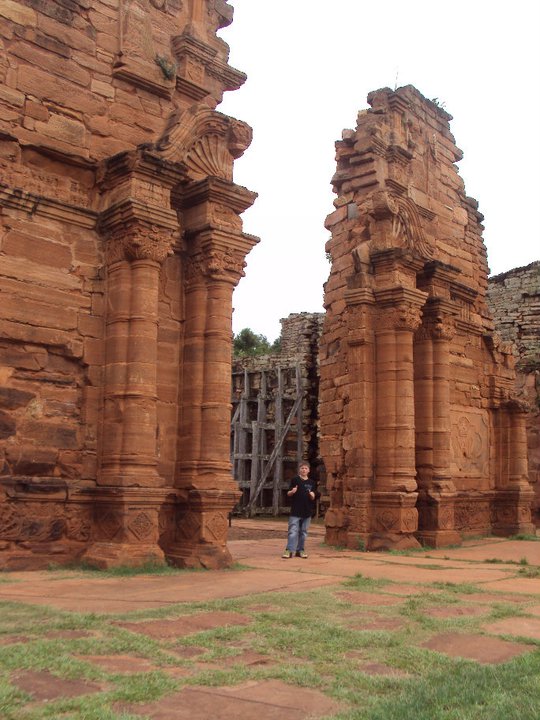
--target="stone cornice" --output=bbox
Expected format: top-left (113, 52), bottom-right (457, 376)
top-left (98, 148), bottom-right (187, 192)
top-left (177, 176), bottom-right (257, 214)
top-left (344, 288), bottom-right (375, 307)
top-left (373, 285), bottom-right (428, 310)
top-left (195, 226), bottom-right (259, 259)
top-left (370, 247), bottom-right (426, 275)
top-left (99, 199), bottom-right (179, 234)
top-left (172, 32), bottom-right (246, 96)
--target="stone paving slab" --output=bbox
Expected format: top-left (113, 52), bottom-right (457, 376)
top-left (124, 680), bottom-right (343, 720)
top-left (0, 566), bottom-right (347, 613)
top-left (117, 612), bottom-right (252, 639)
top-left (482, 616), bottom-right (540, 640)
top-left (421, 632), bottom-right (533, 664)
top-left (477, 577), bottom-right (540, 595)
top-left (10, 670), bottom-right (105, 702)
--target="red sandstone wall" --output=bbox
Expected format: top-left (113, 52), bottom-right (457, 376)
top-left (0, 0), bottom-right (257, 568)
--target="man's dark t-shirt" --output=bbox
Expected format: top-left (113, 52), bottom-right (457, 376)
top-left (288, 476), bottom-right (318, 518)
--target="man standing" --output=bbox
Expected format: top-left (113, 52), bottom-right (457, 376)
top-left (282, 462), bottom-right (317, 558)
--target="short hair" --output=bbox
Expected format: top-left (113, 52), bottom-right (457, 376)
top-left (298, 462), bottom-right (310, 469)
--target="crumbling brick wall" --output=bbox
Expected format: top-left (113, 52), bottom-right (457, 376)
top-left (488, 262), bottom-right (540, 517)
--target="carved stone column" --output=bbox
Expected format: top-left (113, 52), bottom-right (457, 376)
top-left (85, 222), bottom-right (182, 568)
top-left (166, 178), bottom-right (257, 568)
top-left (492, 401), bottom-right (535, 536)
top-left (415, 300), bottom-right (461, 546)
top-left (370, 287), bottom-right (426, 549)
top-left (326, 288), bottom-right (375, 549)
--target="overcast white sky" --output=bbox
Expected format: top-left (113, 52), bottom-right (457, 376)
top-left (219, 0), bottom-right (540, 343)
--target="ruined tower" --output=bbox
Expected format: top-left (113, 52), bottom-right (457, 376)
top-left (320, 86), bottom-right (534, 550)
top-left (0, 0), bottom-right (257, 568)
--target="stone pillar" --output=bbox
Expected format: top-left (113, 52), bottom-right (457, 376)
top-left (370, 288), bottom-right (426, 549)
top-left (492, 402), bottom-right (535, 536)
top-left (166, 178), bottom-right (257, 568)
top-left (329, 289), bottom-right (375, 549)
top-left (84, 224), bottom-right (179, 568)
top-left (415, 302), bottom-right (461, 547)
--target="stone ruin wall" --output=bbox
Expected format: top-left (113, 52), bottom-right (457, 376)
top-left (487, 262), bottom-right (540, 517)
top-left (231, 312), bottom-right (324, 495)
top-left (231, 283), bottom-right (539, 521)
top-left (319, 86), bottom-right (534, 550)
top-left (0, 0), bottom-right (257, 569)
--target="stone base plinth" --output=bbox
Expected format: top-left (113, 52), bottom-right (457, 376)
top-left (491, 486), bottom-right (536, 537)
top-left (368, 532), bottom-right (421, 551)
top-left (82, 541), bottom-right (166, 569)
top-left (162, 485), bottom-right (240, 569)
top-left (0, 479), bottom-right (92, 570)
top-left (416, 491), bottom-right (462, 548)
top-left (80, 486), bottom-right (182, 570)
top-left (165, 542), bottom-right (233, 570)
top-left (369, 490), bottom-right (420, 550)
top-left (415, 529), bottom-right (462, 548)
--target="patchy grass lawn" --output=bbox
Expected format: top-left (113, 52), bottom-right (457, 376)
top-left (0, 572), bottom-right (539, 720)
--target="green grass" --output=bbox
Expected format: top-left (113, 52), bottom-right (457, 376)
top-left (0, 568), bottom-right (539, 720)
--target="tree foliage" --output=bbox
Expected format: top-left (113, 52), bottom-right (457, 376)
top-left (233, 328), bottom-right (280, 357)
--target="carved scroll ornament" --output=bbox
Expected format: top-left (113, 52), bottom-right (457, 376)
top-left (157, 107), bottom-right (253, 181)
top-left (370, 191), bottom-right (434, 259)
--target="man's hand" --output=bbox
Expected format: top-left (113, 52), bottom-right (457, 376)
top-left (289, 486), bottom-right (298, 495)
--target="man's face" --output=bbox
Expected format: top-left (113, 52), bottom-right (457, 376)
top-left (299, 464), bottom-right (309, 479)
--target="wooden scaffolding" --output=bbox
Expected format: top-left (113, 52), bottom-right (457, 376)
top-left (231, 365), bottom-right (305, 516)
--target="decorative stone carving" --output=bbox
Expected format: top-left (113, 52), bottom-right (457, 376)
top-left (451, 411), bottom-right (489, 480)
top-left (185, 248), bottom-right (246, 286)
top-left (105, 225), bottom-right (177, 265)
top-left (158, 107), bottom-right (252, 182)
top-left (375, 304), bottom-right (423, 333)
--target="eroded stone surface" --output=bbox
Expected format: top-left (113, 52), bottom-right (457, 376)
top-left (425, 606), bottom-right (489, 618)
top-left (75, 654), bottom-right (158, 675)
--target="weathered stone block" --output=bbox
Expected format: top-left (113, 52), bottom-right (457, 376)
top-left (0, 411), bottom-right (16, 439)
top-left (0, 1), bottom-right (37, 27)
